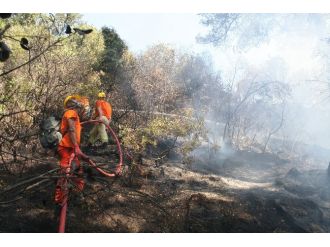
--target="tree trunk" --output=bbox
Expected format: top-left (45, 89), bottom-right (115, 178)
top-left (262, 133), bottom-right (272, 153)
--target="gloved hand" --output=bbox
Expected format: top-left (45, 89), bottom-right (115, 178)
top-left (74, 144), bottom-right (88, 160)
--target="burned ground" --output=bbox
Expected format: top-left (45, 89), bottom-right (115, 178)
top-left (1, 146), bottom-right (330, 233)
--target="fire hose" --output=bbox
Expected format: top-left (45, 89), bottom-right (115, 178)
top-left (57, 120), bottom-right (123, 233)
top-left (58, 153), bottom-right (74, 233)
top-left (81, 120), bottom-right (123, 176)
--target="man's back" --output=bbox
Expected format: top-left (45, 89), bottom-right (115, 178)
top-left (59, 109), bottom-right (81, 148)
top-left (95, 100), bottom-right (112, 120)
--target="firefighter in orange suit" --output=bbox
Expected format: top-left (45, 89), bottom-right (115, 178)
top-left (54, 95), bottom-right (90, 204)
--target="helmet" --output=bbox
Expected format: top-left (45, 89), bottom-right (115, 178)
top-left (64, 95), bottom-right (75, 108)
top-left (63, 95), bottom-right (92, 121)
top-left (98, 92), bottom-right (106, 98)
top-left (63, 95), bottom-right (83, 108)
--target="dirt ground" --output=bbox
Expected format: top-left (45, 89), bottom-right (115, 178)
top-left (1, 147), bottom-right (330, 232)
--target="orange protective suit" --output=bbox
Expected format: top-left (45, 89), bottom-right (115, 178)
top-left (94, 100), bottom-right (112, 120)
top-left (54, 109), bottom-right (84, 204)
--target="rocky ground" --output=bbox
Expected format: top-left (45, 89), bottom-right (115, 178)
top-left (1, 146), bottom-right (330, 232)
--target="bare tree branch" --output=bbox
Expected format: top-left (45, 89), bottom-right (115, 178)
top-left (0, 37), bottom-right (66, 77)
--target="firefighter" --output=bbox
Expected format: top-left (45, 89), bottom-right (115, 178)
top-left (88, 92), bottom-right (112, 149)
top-left (54, 95), bottom-right (90, 204)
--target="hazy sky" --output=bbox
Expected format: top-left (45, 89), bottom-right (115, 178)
top-left (82, 13), bottom-right (324, 81)
top-left (83, 13), bottom-right (211, 53)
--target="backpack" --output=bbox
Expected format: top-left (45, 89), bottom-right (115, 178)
top-left (39, 116), bottom-right (62, 149)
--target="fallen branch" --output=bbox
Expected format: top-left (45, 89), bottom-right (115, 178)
top-left (0, 149), bottom-right (56, 164)
top-left (0, 180), bottom-right (53, 206)
top-left (24, 178), bottom-right (51, 191)
top-left (0, 196), bottom-right (23, 205)
top-left (128, 188), bottom-right (171, 216)
top-left (1, 167), bottom-right (59, 193)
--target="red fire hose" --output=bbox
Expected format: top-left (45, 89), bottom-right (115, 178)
top-left (81, 120), bottom-right (123, 176)
top-left (58, 153), bottom-right (75, 233)
top-left (57, 120), bottom-right (123, 233)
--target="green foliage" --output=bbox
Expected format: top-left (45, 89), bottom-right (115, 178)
top-left (0, 13), bottom-right (105, 152)
top-left (96, 27), bottom-right (128, 90)
top-left (1, 14), bottom-right (224, 168)
top-left (8, 13), bottom-right (44, 26)
top-left (120, 109), bottom-right (206, 160)
top-left (120, 127), bottom-right (156, 153)
top-left (130, 44), bottom-right (183, 112)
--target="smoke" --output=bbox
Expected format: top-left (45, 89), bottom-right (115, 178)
top-left (182, 14), bottom-right (330, 181)
top-left (207, 14), bottom-right (330, 151)
top-left (189, 119), bottom-right (236, 174)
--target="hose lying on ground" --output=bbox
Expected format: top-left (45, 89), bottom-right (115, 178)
top-left (80, 120), bottom-right (123, 177)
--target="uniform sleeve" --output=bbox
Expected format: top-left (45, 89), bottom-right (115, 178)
top-left (95, 100), bottom-right (102, 108)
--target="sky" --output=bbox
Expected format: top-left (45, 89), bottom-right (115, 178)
top-left (82, 13), bottom-right (325, 79)
top-left (83, 13), bottom-right (212, 53)
top-left (82, 13), bottom-right (325, 87)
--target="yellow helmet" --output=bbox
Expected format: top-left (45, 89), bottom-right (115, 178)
top-left (63, 95), bottom-right (75, 108)
top-left (98, 92), bottom-right (106, 98)
top-left (63, 95), bottom-right (83, 108)
top-left (63, 95), bottom-right (92, 120)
